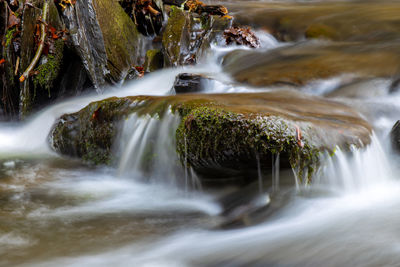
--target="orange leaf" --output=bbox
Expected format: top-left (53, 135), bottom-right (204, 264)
top-left (0, 59), bottom-right (5, 65)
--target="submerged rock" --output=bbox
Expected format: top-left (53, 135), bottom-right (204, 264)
top-left (50, 91), bottom-right (371, 182)
top-left (223, 42), bottom-right (400, 87)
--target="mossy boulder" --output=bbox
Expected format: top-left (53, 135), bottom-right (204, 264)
top-left (93, 0), bottom-right (143, 83)
top-left (50, 97), bottom-right (138, 165)
top-left (50, 91), bottom-right (371, 182)
top-left (61, 0), bottom-right (143, 87)
top-left (162, 6), bottom-right (232, 66)
top-left (223, 42), bottom-right (400, 87)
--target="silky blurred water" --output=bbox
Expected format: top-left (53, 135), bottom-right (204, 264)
top-left (2, 1), bottom-right (400, 266)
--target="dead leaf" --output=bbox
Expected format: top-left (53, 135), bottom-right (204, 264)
top-left (7, 11), bottom-right (20, 29)
top-left (224, 27), bottom-right (260, 48)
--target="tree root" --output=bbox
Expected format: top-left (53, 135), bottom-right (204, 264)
top-left (19, 0), bottom-right (49, 83)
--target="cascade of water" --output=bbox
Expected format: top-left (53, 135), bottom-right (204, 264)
top-left (316, 133), bottom-right (393, 193)
top-left (272, 153), bottom-right (280, 192)
top-left (117, 110), bottom-right (184, 186)
top-left (184, 133), bottom-right (189, 192)
top-left (256, 154), bottom-right (263, 194)
top-left (292, 167), bottom-right (301, 191)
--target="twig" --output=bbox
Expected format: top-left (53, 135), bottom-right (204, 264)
top-left (15, 56), bottom-right (20, 75)
top-left (19, 0), bottom-right (49, 82)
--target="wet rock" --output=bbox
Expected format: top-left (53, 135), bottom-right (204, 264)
top-left (223, 42), bottom-right (400, 87)
top-left (51, 97), bottom-right (137, 165)
top-left (50, 91), bottom-right (372, 182)
top-left (61, 0), bottom-right (144, 87)
top-left (390, 121), bottom-right (400, 153)
top-left (172, 73), bottom-right (211, 94)
top-left (144, 49), bottom-right (163, 72)
top-left (162, 7), bottom-right (232, 67)
top-left (1, 1), bottom-right (19, 118)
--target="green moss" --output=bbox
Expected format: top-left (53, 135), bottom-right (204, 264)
top-left (174, 105), bottom-right (320, 183)
top-left (33, 39), bottom-right (64, 97)
top-left (162, 6), bottom-right (186, 66)
top-left (5, 28), bottom-right (16, 47)
top-left (144, 49), bottom-right (163, 72)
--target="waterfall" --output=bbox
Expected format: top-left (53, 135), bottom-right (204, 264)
top-left (315, 134), bottom-right (393, 193)
top-left (117, 110), bottom-right (185, 186)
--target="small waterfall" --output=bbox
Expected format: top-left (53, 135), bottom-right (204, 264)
top-left (256, 154), bottom-right (263, 194)
top-left (117, 110), bottom-right (184, 186)
top-left (316, 134), bottom-right (393, 193)
top-left (272, 153), bottom-right (280, 192)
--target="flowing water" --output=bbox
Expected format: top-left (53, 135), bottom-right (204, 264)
top-left (3, 1), bottom-right (400, 266)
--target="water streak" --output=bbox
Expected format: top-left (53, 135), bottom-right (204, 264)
top-left (117, 110), bottom-right (183, 186)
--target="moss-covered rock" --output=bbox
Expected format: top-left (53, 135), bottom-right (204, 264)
top-left (144, 49), bottom-right (163, 72)
top-left (61, 0), bottom-right (143, 87)
top-left (93, 0), bottom-right (143, 83)
top-left (50, 91), bottom-right (372, 182)
top-left (50, 97), bottom-right (137, 165)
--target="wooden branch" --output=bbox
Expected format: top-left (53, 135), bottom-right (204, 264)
top-left (19, 0), bottom-right (49, 82)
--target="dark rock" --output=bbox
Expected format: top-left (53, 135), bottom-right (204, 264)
top-left (172, 73), bottom-right (211, 94)
top-left (391, 121), bottom-right (400, 153)
top-left (61, 0), bottom-right (144, 87)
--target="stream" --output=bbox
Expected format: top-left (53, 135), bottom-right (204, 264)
top-left (3, 1), bottom-right (400, 266)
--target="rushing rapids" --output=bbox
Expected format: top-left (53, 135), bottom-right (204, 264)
top-left (2, 0), bottom-right (400, 266)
